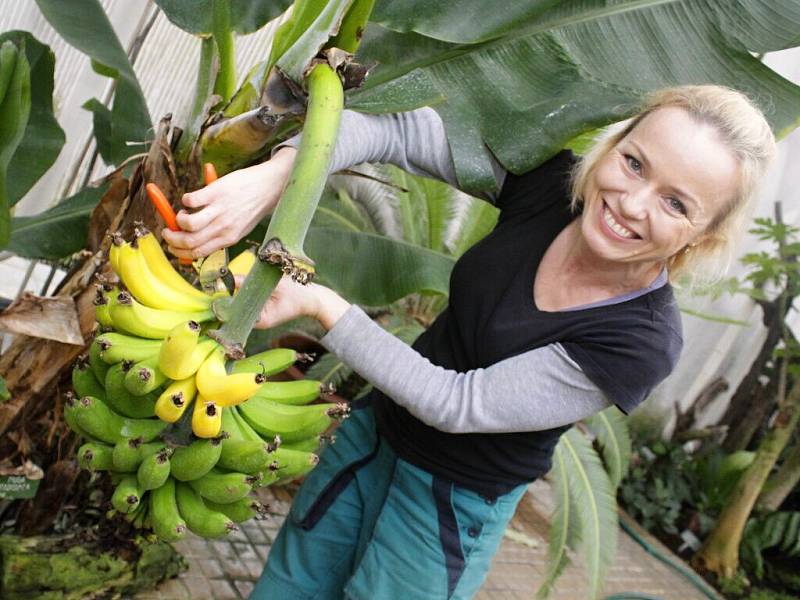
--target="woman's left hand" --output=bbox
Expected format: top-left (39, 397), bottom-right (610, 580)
top-left (240, 275), bottom-right (351, 331)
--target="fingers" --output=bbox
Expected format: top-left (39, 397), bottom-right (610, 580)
top-left (176, 206), bottom-right (217, 232)
top-left (181, 186), bottom-right (216, 209)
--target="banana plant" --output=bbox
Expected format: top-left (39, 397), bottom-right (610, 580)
top-left (2, 0), bottom-right (800, 597)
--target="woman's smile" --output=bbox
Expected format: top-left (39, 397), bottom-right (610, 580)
top-left (601, 200), bottom-right (641, 240)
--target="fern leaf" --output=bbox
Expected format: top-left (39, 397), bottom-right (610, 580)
top-left (560, 428), bottom-right (618, 599)
top-left (583, 407), bottom-right (632, 490)
top-left (741, 511), bottom-right (800, 580)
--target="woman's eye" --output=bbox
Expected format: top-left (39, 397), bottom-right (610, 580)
top-left (666, 196), bottom-right (687, 215)
top-left (625, 154), bottom-right (642, 173)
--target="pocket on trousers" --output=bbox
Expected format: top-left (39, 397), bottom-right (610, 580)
top-left (289, 405), bottom-right (379, 530)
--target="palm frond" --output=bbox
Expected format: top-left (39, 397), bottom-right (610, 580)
top-left (583, 407), bottom-right (632, 490)
top-left (304, 351), bottom-right (353, 389)
top-left (328, 163), bottom-right (404, 238)
top-left (537, 441), bottom-right (583, 599)
top-left (446, 198), bottom-right (499, 257)
top-left (558, 428), bottom-right (618, 599)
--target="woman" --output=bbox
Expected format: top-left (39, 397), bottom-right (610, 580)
top-left (164, 85), bottom-right (776, 599)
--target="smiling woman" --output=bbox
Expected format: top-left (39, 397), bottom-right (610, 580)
top-left (571, 86), bottom-right (777, 288)
top-left (165, 84), bottom-right (777, 600)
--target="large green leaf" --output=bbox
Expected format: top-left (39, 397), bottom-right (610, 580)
top-left (0, 41), bottom-right (31, 248)
top-left (0, 32), bottom-right (64, 208)
top-left (155, 0), bottom-right (292, 35)
top-left (7, 184), bottom-right (106, 260)
top-left (552, 428), bottom-right (618, 599)
top-left (275, 0), bottom-right (354, 83)
top-left (305, 227), bottom-right (455, 306)
top-left (350, 0), bottom-right (800, 192)
top-left (34, 0), bottom-right (151, 165)
top-left (583, 407), bottom-right (632, 490)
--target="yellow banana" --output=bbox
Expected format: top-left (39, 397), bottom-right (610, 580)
top-left (196, 346), bottom-right (265, 407)
top-left (228, 248), bottom-right (256, 277)
top-left (108, 232), bottom-right (124, 274)
top-left (192, 394), bottom-right (222, 438)
top-left (158, 321), bottom-right (201, 379)
top-left (155, 377), bottom-right (197, 423)
top-left (117, 239), bottom-right (212, 311)
top-left (134, 226), bottom-right (211, 302)
top-left (108, 291), bottom-right (215, 339)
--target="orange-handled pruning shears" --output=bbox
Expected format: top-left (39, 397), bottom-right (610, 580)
top-left (145, 163), bottom-right (219, 264)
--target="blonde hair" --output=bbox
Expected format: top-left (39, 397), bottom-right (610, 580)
top-left (570, 85), bottom-right (777, 287)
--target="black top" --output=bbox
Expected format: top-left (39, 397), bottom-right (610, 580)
top-left (372, 150), bottom-right (683, 497)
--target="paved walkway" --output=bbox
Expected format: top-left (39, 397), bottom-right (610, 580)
top-left (132, 479), bottom-right (722, 600)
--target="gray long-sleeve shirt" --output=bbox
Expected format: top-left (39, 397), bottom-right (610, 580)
top-left (278, 108), bottom-right (672, 433)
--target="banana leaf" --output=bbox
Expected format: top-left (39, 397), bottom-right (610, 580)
top-left (155, 0), bottom-right (292, 35)
top-left (7, 184), bottom-right (107, 260)
top-left (350, 0), bottom-right (800, 192)
top-left (305, 227), bottom-right (454, 306)
top-left (0, 32), bottom-right (64, 209)
top-left (34, 0), bottom-right (151, 166)
top-left (583, 407), bottom-right (632, 490)
top-left (0, 41), bottom-right (31, 248)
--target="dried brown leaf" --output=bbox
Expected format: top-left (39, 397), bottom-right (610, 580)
top-left (0, 293), bottom-right (84, 345)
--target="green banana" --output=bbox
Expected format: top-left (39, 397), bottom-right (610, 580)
top-left (124, 355), bottom-right (168, 396)
top-left (97, 332), bottom-right (162, 364)
top-left (218, 439), bottom-right (277, 474)
top-left (230, 406), bottom-right (267, 443)
top-left (69, 395), bottom-right (167, 445)
top-left (229, 348), bottom-right (300, 377)
top-left (188, 468), bottom-right (260, 504)
top-left (88, 337), bottom-right (111, 383)
top-left (78, 442), bottom-right (114, 471)
top-left (271, 447), bottom-right (319, 484)
top-left (158, 320), bottom-right (201, 379)
top-left (282, 433), bottom-right (335, 453)
top-left (112, 474), bottom-right (144, 514)
top-left (112, 438), bottom-right (165, 472)
top-left (204, 497), bottom-right (267, 523)
top-left (138, 448), bottom-right (172, 490)
top-left (175, 481), bottom-right (237, 538)
top-left (238, 397), bottom-right (350, 443)
top-left (169, 437), bottom-right (223, 482)
top-left (251, 379), bottom-right (327, 406)
top-left (221, 406), bottom-right (246, 440)
top-left (150, 477), bottom-right (187, 542)
top-left (72, 359), bottom-right (106, 401)
top-left (104, 362), bottom-right (158, 418)
top-left (63, 393), bottom-right (98, 440)
top-left (108, 290), bottom-right (215, 339)
top-left (93, 287), bottom-right (114, 328)
top-left (155, 377), bottom-right (196, 423)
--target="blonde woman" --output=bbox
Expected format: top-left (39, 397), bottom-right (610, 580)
top-left (164, 85), bottom-right (776, 600)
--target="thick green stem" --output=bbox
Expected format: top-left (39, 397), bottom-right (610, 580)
top-left (260, 62), bottom-right (343, 279)
top-left (328, 0), bottom-right (375, 53)
top-left (175, 36), bottom-right (215, 163)
top-left (757, 439), bottom-right (800, 511)
top-left (212, 0), bottom-right (236, 103)
top-left (210, 62), bottom-right (343, 357)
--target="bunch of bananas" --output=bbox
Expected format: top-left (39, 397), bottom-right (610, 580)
top-left (68, 224), bottom-right (349, 540)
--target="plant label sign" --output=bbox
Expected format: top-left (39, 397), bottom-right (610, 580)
top-left (0, 475), bottom-right (40, 499)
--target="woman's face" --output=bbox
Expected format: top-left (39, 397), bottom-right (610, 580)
top-left (580, 107), bottom-right (739, 269)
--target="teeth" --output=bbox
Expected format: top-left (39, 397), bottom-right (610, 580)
top-left (603, 205), bottom-right (637, 239)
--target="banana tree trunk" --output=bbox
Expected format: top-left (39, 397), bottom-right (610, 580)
top-left (693, 378), bottom-right (800, 579)
top-left (757, 439), bottom-right (800, 511)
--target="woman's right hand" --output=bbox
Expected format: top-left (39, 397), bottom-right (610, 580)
top-left (162, 146), bottom-right (297, 260)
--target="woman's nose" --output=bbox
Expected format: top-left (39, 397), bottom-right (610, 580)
top-left (618, 187), bottom-right (650, 220)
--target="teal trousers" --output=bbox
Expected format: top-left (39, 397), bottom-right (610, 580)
top-left (250, 405), bottom-right (528, 600)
